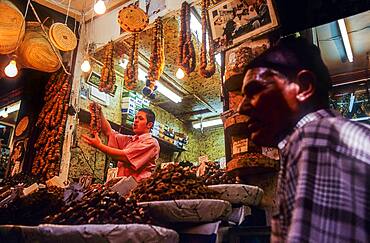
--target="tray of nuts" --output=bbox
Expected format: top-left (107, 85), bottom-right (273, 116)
top-left (138, 199), bottom-right (231, 223)
top-left (0, 224), bottom-right (179, 243)
top-left (207, 184), bottom-right (264, 206)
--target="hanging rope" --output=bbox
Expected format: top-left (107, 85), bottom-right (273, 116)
top-left (29, 1), bottom-right (71, 75)
top-left (64, 0), bottom-right (72, 25)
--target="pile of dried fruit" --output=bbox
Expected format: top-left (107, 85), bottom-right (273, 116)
top-left (0, 173), bottom-right (40, 187)
top-left (0, 186), bottom-right (65, 225)
top-left (200, 162), bottom-right (240, 185)
top-left (33, 70), bottom-right (71, 179)
top-left (143, 17), bottom-right (165, 99)
top-left (178, 1), bottom-right (196, 75)
top-left (89, 102), bottom-right (102, 134)
top-left (129, 164), bottom-right (219, 201)
top-left (44, 188), bottom-right (152, 225)
top-left (99, 41), bottom-right (116, 93)
top-left (124, 33), bottom-right (139, 90)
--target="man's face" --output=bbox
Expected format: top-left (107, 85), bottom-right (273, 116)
top-left (133, 111), bottom-right (152, 135)
top-left (237, 68), bottom-right (299, 146)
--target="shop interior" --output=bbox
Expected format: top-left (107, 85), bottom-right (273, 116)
top-left (0, 0), bottom-right (368, 241)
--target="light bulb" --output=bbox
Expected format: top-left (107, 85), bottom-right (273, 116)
top-left (4, 60), bottom-right (18, 78)
top-left (2, 112), bottom-right (8, 118)
top-left (81, 60), bottom-right (91, 72)
top-left (119, 59), bottom-right (128, 69)
top-left (94, 0), bottom-right (106, 15)
top-left (176, 68), bottom-right (185, 79)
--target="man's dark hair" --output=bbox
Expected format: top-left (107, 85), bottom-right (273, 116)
top-left (245, 36), bottom-right (332, 106)
top-left (138, 108), bottom-right (155, 127)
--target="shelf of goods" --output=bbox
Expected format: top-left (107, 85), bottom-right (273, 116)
top-left (222, 110), bottom-right (279, 176)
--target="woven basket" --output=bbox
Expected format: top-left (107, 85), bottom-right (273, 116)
top-left (49, 23), bottom-right (77, 51)
top-left (17, 22), bottom-right (61, 73)
top-left (0, 0), bottom-right (25, 54)
top-left (118, 5), bottom-right (148, 33)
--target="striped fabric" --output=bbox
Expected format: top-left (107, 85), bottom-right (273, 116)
top-left (272, 109), bottom-right (370, 243)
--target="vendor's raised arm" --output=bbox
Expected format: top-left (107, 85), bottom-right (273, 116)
top-left (100, 110), bottom-right (113, 137)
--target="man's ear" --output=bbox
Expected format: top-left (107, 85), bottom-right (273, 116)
top-left (295, 70), bottom-right (316, 102)
top-left (146, 121), bottom-right (154, 130)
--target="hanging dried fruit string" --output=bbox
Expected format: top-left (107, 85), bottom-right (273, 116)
top-left (178, 1), bottom-right (196, 75)
top-left (99, 41), bottom-right (116, 93)
top-left (89, 102), bottom-right (102, 135)
top-left (143, 17), bottom-right (165, 99)
top-left (199, 0), bottom-right (215, 78)
top-left (32, 69), bottom-right (72, 180)
top-left (124, 33), bottom-right (139, 90)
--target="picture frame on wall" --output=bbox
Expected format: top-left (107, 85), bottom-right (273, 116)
top-left (86, 71), bottom-right (117, 96)
top-left (208, 0), bottom-right (278, 52)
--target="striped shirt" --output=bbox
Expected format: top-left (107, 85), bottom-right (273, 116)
top-left (272, 109), bottom-right (370, 243)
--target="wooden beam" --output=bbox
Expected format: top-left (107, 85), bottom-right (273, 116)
top-left (32, 0), bottom-right (82, 21)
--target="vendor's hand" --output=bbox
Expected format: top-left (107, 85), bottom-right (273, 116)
top-left (82, 132), bottom-right (102, 148)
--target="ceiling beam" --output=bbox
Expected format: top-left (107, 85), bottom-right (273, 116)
top-left (176, 108), bottom-right (211, 117)
top-left (33, 0), bottom-right (82, 21)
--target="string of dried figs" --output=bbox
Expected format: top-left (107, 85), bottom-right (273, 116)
top-left (129, 164), bottom-right (219, 202)
top-left (89, 102), bottom-right (102, 134)
top-left (44, 189), bottom-right (153, 225)
top-left (143, 17), bottom-right (164, 99)
top-left (199, 0), bottom-right (216, 78)
top-left (32, 69), bottom-right (71, 180)
top-left (99, 41), bottom-right (116, 93)
top-left (124, 33), bottom-right (139, 90)
top-left (177, 1), bottom-right (196, 75)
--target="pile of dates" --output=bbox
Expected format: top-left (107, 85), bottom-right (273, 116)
top-left (129, 164), bottom-right (219, 201)
top-left (0, 173), bottom-right (41, 188)
top-left (203, 170), bottom-right (240, 185)
top-left (0, 186), bottom-right (65, 225)
top-left (200, 162), bottom-right (240, 185)
top-left (44, 188), bottom-right (152, 225)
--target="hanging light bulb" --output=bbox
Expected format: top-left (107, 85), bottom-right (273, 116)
top-left (4, 60), bottom-right (18, 78)
top-left (94, 0), bottom-right (106, 15)
top-left (81, 59), bottom-right (91, 72)
top-left (176, 68), bottom-right (185, 79)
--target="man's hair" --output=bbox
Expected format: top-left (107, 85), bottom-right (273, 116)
top-left (138, 108), bottom-right (155, 127)
top-left (244, 36), bottom-right (332, 106)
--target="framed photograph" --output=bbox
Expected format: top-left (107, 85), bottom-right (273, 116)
top-left (86, 71), bottom-right (117, 96)
top-left (0, 123), bottom-right (14, 148)
top-left (208, 0), bottom-right (278, 52)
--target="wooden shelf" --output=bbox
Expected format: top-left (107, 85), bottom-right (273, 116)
top-left (227, 154), bottom-right (279, 177)
top-left (78, 109), bottom-right (186, 153)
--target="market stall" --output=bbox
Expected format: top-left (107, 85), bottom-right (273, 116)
top-left (0, 0), bottom-right (369, 242)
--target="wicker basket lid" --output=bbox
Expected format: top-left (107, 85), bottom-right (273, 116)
top-left (0, 0), bottom-right (25, 54)
top-left (49, 23), bottom-right (77, 51)
top-left (118, 5), bottom-right (148, 33)
top-left (17, 22), bottom-right (61, 73)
